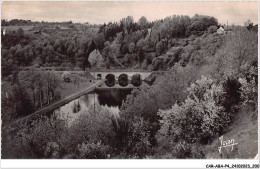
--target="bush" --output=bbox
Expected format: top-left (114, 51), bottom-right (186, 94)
top-left (222, 78), bottom-right (241, 118)
top-left (114, 117), bottom-right (152, 158)
top-left (1, 116), bottom-right (67, 159)
top-left (44, 142), bottom-right (61, 158)
top-left (171, 141), bottom-right (205, 159)
top-left (62, 71), bottom-right (71, 82)
top-left (63, 106), bottom-right (117, 155)
top-left (239, 66), bottom-right (258, 112)
top-left (208, 25), bottom-right (218, 33)
top-left (54, 89), bottom-right (61, 100)
top-left (157, 76), bottom-right (229, 147)
top-left (11, 84), bottom-right (34, 117)
top-left (77, 141), bottom-right (110, 159)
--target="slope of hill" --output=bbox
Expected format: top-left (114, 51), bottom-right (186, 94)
top-left (203, 106), bottom-right (258, 159)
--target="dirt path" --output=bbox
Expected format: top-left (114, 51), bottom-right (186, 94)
top-left (2, 80), bottom-right (104, 131)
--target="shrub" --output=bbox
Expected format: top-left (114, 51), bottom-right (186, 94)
top-left (221, 78), bottom-right (241, 119)
top-left (239, 66), bottom-right (258, 112)
top-left (62, 71), bottom-right (71, 82)
top-left (77, 141), bottom-right (110, 159)
top-left (114, 117), bottom-right (152, 158)
top-left (44, 142), bottom-right (61, 158)
top-left (157, 76), bottom-right (229, 147)
top-left (63, 106), bottom-right (117, 155)
top-left (208, 25), bottom-right (218, 33)
top-left (11, 84), bottom-right (34, 117)
top-left (1, 116), bottom-right (67, 159)
top-left (54, 89), bottom-right (61, 100)
top-left (171, 141), bottom-right (205, 159)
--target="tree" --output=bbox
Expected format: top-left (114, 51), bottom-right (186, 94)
top-left (138, 49), bottom-right (145, 63)
top-left (214, 27), bottom-right (257, 78)
top-left (11, 83), bottom-right (33, 117)
top-left (150, 21), bottom-right (162, 45)
top-left (44, 71), bottom-right (61, 104)
top-left (244, 19), bottom-right (252, 26)
top-left (62, 71), bottom-right (72, 82)
top-left (128, 42), bottom-right (135, 53)
top-left (94, 33), bottom-right (106, 50)
top-left (17, 28), bottom-right (24, 38)
top-left (208, 25), bottom-right (218, 33)
top-left (121, 16), bottom-right (134, 32)
top-left (157, 76), bottom-right (229, 151)
top-left (88, 49), bottom-right (104, 68)
top-left (53, 39), bottom-right (61, 51)
top-left (136, 38), bottom-right (145, 50)
top-left (138, 16), bottom-right (149, 30)
top-left (155, 41), bottom-right (163, 54)
top-left (83, 40), bottom-right (96, 69)
top-left (18, 69), bottom-right (39, 109)
top-left (191, 14), bottom-right (218, 33)
top-left (1, 91), bottom-right (16, 126)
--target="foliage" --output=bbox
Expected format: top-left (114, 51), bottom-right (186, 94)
top-left (11, 83), bottom-right (34, 117)
top-left (1, 91), bottom-right (16, 126)
top-left (208, 25), bottom-right (218, 33)
top-left (113, 117), bottom-right (152, 158)
top-left (171, 141), bottom-right (205, 159)
top-left (157, 76), bottom-right (230, 153)
top-left (214, 27), bottom-right (257, 78)
top-left (88, 49), bottom-right (104, 68)
top-left (1, 18), bottom-right (257, 159)
top-left (62, 71), bottom-right (72, 82)
top-left (2, 14), bottom-right (219, 73)
top-left (221, 78), bottom-right (241, 119)
top-left (77, 141), bottom-right (110, 159)
top-left (2, 106), bottom-right (116, 159)
top-left (191, 14), bottom-right (218, 34)
top-left (238, 66), bottom-right (258, 112)
top-left (61, 106), bottom-right (116, 155)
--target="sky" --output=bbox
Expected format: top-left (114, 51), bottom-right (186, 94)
top-left (1, 1), bottom-right (258, 25)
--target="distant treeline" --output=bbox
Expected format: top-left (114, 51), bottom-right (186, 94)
top-left (0, 14), bottom-right (234, 78)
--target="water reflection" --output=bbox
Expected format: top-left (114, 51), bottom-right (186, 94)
top-left (54, 89), bottom-right (132, 125)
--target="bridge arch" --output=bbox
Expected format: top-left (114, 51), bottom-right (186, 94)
top-left (118, 74), bottom-right (128, 87)
top-left (131, 74), bottom-right (142, 87)
top-left (97, 73), bottom-right (102, 80)
top-left (105, 74), bottom-right (115, 87)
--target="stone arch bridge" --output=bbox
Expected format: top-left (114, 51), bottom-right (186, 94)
top-left (89, 71), bottom-right (152, 80)
top-left (89, 71), bottom-right (153, 88)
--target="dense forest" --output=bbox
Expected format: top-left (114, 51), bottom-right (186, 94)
top-left (2, 15), bottom-right (222, 76)
top-left (1, 14), bottom-right (258, 159)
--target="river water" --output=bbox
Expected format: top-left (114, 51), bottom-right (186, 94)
top-left (53, 89), bottom-right (132, 125)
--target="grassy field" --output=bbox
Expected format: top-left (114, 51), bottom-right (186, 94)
top-left (55, 71), bottom-right (97, 99)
